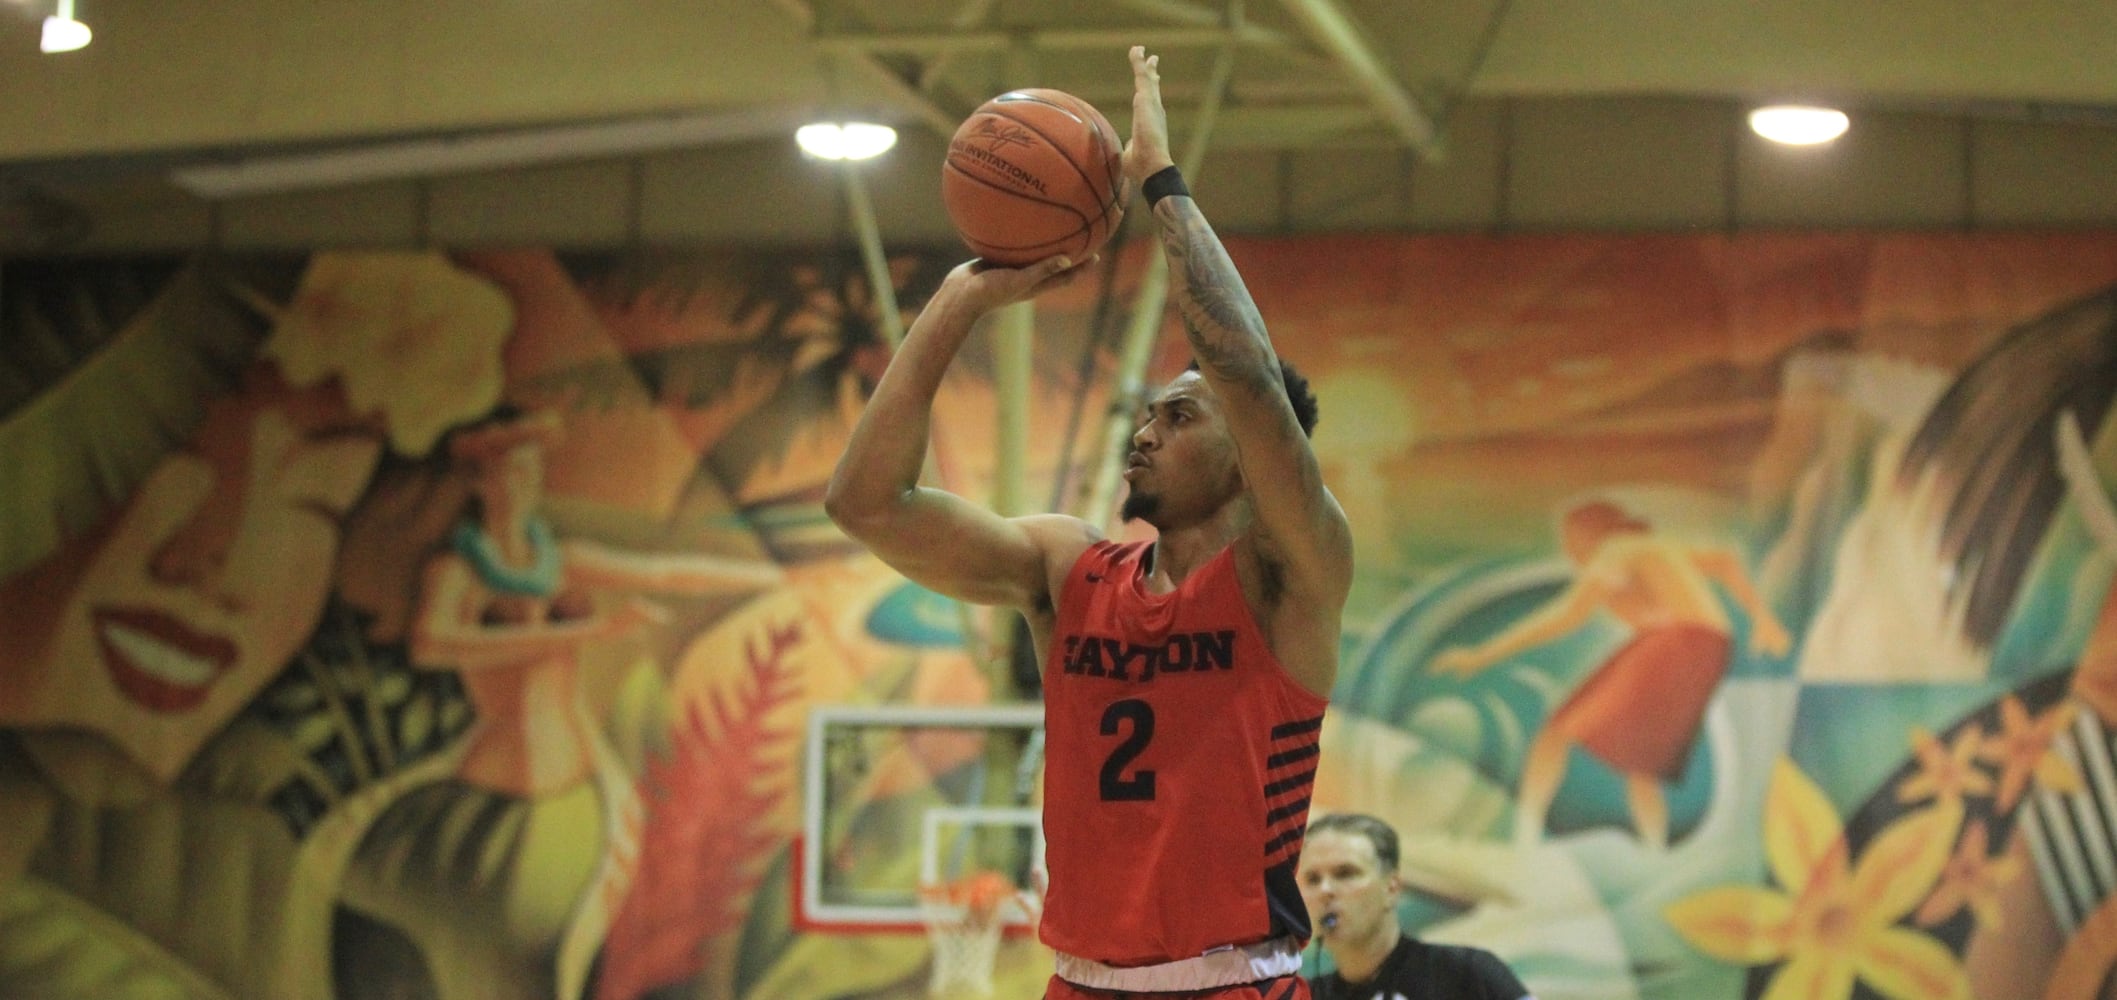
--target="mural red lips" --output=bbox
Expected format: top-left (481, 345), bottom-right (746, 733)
top-left (92, 605), bottom-right (237, 712)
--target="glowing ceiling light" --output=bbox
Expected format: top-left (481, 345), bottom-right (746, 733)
top-left (796, 123), bottom-right (898, 161)
top-left (1749, 105), bottom-right (1849, 145)
top-left (41, 0), bottom-right (91, 53)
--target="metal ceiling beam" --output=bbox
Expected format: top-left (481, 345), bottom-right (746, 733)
top-left (1158, 103), bottom-right (1385, 146)
top-left (815, 25), bottom-right (1292, 55)
top-left (1109, 0), bottom-right (1321, 60)
top-left (167, 107), bottom-right (812, 198)
top-left (1272, 0), bottom-right (1441, 153)
top-left (771, 0), bottom-right (962, 136)
top-left (916, 0), bottom-right (1001, 92)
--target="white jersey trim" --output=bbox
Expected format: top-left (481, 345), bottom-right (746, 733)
top-left (1054, 937), bottom-right (1303, 992)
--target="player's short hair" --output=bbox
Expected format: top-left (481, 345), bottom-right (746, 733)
top-left (1307, 812), bottom-right (1399, 873)
top-left (1183, 358), bottom-right (1320, 437)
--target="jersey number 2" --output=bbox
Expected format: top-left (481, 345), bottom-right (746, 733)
top-left (1098, 699), bottom-right (1157, 801)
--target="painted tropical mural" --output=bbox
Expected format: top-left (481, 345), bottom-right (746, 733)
top-left (2, 231), bottom-right (2115, 1000)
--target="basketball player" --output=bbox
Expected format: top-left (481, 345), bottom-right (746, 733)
top-left (1299, 814), bottom-right (1533, 1000)
top-left (825, 45), bottom-right (1352, 1000)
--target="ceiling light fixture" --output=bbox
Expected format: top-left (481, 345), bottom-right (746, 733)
top-left (1749, 105), bottom-right (1849, 145)
top-left (41, 0), bottom-right (91, 53)
top-left (796, 123), bottom-right (898, 161)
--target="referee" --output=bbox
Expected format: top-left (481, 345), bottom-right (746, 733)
top-left (1298, 813), bottom-right (1533, 1000)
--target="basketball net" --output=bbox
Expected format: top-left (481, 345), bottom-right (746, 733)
top-left (917, 870), bottom-right (1016, 997)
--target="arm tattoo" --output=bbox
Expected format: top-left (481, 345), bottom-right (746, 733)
top-left (1154, 197), bottom-right (1277, 397)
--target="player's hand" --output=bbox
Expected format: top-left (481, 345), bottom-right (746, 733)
top-left (943, 254), bottom-right (1095, 314)
top-left (1123, 46), bottom-right (1175, 186)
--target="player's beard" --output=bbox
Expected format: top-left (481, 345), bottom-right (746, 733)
top-left (1119, 490), bottom-right (1160, 524)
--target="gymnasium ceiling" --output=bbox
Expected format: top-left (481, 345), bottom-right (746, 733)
top-left (1, 0), bottom-right (2114, 194)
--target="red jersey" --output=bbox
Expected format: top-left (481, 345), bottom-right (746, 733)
top-left (1039, 539), bottom-right (1329, 966)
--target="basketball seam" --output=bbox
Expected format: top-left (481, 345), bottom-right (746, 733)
top-left (1045, 96), bottom-right (1126, 226)
top-left (987, 98), bottom-right (1120, 228)
top-left (943, 161), bottom-right (1091, 253)
top-left (1039, 95), bottom-right (1125, 223)
top-left (1007, 92), bottom-right (1126, 223)
top-left (943, 161), bottom-right (1092, 222)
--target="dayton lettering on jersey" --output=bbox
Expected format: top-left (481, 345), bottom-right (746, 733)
top-left (1058, 630), bottom-right (1237, 682)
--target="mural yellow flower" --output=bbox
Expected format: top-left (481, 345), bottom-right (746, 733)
top-left (1666, 759), bottom-right (1969, 1000)
top-left (1976, 696), bottom-right (2083, 809)
top-left (1913, 820), bottom-right (2020, 929)
top-left (263, 251), bottom-right (513, 455)
top-left (1896, 725), bottom-right (1991, 809)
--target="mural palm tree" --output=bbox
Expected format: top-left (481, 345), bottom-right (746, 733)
top-left (532, 247), bottom-right (957, 563)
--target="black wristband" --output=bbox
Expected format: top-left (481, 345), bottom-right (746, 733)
top-left (1142, 165), bottom-right (1189, 206)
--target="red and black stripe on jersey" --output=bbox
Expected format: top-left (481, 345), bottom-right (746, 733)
top-left (1262, 713), bottom-right (1324, 939)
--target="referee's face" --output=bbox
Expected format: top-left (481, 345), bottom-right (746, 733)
top-left (1296, 829), bottom-right (1401, 944)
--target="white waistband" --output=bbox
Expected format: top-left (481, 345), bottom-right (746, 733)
top-left (1054, 937), bottom-right (1303, 992)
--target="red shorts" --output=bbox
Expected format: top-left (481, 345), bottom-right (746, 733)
top-left (1043, 973), bottom-right (1308, 1000)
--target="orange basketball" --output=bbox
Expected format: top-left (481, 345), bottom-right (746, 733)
top-left (942, 88), bottom-right (1124, 268)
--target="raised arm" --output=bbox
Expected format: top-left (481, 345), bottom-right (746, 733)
top-left (1124, 46), bottom-right (1353, 603)
top-left (824, 259), bottom-right (1099, 611)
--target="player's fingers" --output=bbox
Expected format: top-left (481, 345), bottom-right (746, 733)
top-left (1131, 47), bottom-right (1160, 84)
top-left (1031, 257), bottom-right (1095, 297)
top-left (1001, 254), bottom-right (1071, 291)
top-left (1036, 256), bottom-right (1094, 293)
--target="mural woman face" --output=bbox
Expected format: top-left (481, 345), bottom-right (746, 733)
top-left (485, 439), bottom-right (547, 521)
top-left (1560, 501), bottom-right (1650, 565)
top-left (0, 373), bottom-right (382, 782)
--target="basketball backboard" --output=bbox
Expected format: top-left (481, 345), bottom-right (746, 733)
top-left (797, 703), bottom-right (1046, 933)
